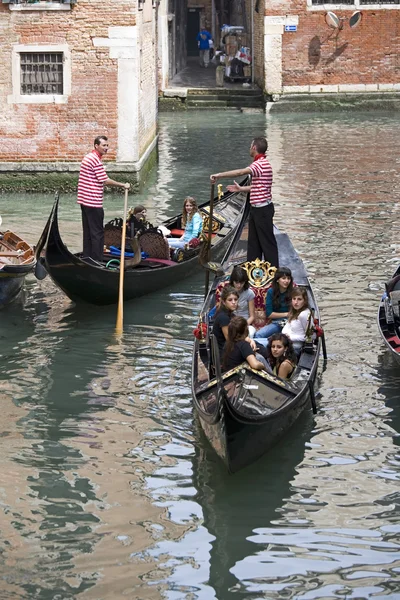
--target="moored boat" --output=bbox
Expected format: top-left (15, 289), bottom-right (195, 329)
top-left (0, 225), bottom-right (36, 307)
top-left (36, 186), bottom-right (248, 305)
top-left (191, 212), bottom-right (324, 473)
top-left (377, 266), bottom-right (400, 364)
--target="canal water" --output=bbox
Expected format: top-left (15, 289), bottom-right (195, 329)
top-left (1, 110), bottom-right (399, 599)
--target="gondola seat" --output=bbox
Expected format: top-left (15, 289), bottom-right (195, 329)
top-left (386, 275), bottom-right (400, 320)
top-left (214, 259), bottom-right (277, 330)
top-left (138, 229), bottom-right (170, 260)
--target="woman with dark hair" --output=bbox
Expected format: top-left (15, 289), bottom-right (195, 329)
top-left (212, 285), bottom-right (257, 358)
top-left (222, 316), bottom-right (270, 372)
top-left (168, 196), bottom-right (203, 249)
top-left (266, 333), bottom-right (297, 380)
top-left (229, 265), bottom-right (256, 337)
top-left (254, 266), bottom-right (293, 341)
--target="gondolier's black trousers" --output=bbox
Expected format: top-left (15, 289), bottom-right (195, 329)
top-left (247, 203), bottom-right (279, 267)
top-left (81, 205), bottom-right (104, 262)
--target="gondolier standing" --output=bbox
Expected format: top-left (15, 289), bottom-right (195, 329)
top-left (77, 136), bottom-right (130, 262)
top-left (210, 137), bottom-right (279, 267)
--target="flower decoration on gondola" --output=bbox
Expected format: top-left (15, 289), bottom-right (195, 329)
top-left (313, 318), bottom-right (324, 338)
top-left (193, 322), bottom-right (207, 340)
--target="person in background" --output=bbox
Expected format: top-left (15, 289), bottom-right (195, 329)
top-left (77, 135), bottom-right (130, 262)
top-left (196, 24), bottom-right (212, 68)
top-left (222, 316), bottom-right (270, 373)
top-left (266, 333), bottom-right (297, 379)
top-left (210, 137), bottom-right (279, 266)
top-left (168, 197), bottom-right (203, 249)
top-left (129, 205), bottom-right (150, 236)
top-left (229, 265), bottom-right (256, 337)
top-left (254, 267), bottom-right (293, 342)
top-left (282, 287), bottom-right (312, 355)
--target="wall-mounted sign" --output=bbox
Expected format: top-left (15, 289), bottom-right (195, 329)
top-left (285, 25), bottom-right (297, 32)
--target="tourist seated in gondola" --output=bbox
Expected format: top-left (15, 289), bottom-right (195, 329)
top-left (167, 197), bottom-right (203, 249)
top-left (212, 285), bottom-right (257, 357)
top-left (266, 333), bottom-right (297, 379)
top-left (128, 205), bottom-right (152, 236)
top-left (222, 316), bottom-right (270, 373)
top-left (282, 287), bottom-right (311, 355)
top-left (229, 265), bottom-right (256, 338)
top-left (254, 266), bottom-right (294, 344)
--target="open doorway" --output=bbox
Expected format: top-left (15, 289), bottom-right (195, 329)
top-left (187, 8), bottom-right (201, 56)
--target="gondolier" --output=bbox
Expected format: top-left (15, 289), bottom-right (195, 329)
top-left (77, 136), bottom-right (130, 262)
top-left (210, 137), bottom-right (279, 267)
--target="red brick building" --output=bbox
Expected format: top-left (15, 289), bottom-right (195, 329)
top-left (0, 0), bottom-right (159, 190)
top-left (257, 0), bottom-right (400, 96)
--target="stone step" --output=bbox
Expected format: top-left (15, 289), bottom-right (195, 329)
top-left (187, 87), bottom-right (262, 97)
top-left (187, 98), bottom-right (265, 109)
top-left (187, 93), bottom-right (264, 102)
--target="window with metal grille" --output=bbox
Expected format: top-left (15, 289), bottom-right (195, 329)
top-left (311, 0), bottom-right (354, 4)
top-left (361, 0), bottom-right (400, 3)
top-left (20, 52), bottom-right (63, 95)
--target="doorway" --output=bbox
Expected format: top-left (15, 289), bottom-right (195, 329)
top-left (187, 8), bottom-right (201, 57)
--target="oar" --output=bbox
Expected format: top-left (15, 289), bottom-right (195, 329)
top-left (204, 182), bottom-right (215, 298)
top-left (116, 186), bottom-right (129, 335)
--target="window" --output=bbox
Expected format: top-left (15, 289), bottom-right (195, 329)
top-left (10, 44), bottom-right (71, 104)
top-left (310, 0), bottom-right (400, 5)
top-left (3, 0), bottom-right (75, 11)
top-left (20, 52), bottom-right (63, 95)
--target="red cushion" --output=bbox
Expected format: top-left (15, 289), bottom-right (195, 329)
top-left (170, 229), bottom-right (185, 237)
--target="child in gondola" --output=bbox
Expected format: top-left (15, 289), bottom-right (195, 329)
top-left (222, 316), bottom-right (270, 373)
top-left (229, 265), bottom-right (256, 338)
top-left (266, 333), bottom-right (297, 379)
top-left (254, 266), bottom-right (294, 343)
top-left (282, 287), bottom-right (311, 355)
top-left (212, 285), bottom-right (257, 359)
top-left (168, 197), bottom-right (203, 249)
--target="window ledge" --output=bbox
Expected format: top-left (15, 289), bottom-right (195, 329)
top-left (9, 3), bottom-right (71, 10)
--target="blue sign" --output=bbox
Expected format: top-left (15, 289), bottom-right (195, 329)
top-left (285, 25), bottom-right (297, 32)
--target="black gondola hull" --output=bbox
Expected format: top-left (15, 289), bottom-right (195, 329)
top-left (40, 191), bottom-right (247, 305)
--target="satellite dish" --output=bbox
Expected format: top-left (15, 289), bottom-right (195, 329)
top-left (349, 11), bottom-right (362, 29)
top-left (325, 11), bottom-right (341, 29)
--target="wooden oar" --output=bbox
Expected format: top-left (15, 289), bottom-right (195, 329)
top-left (116, 186), bottom-right (129, 335)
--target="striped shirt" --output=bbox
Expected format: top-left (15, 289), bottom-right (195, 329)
top-left (248, 154), bottom-right (273, 207)
top-left (77, 150), bottom-right (108, 208)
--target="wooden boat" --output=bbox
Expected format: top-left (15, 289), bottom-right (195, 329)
top-left (191, 214), bottom-right (323, 473)
top-left (36, 187), bottom-right (248, 305)
top-left (377, 266), bottom-right (400, 364)
top-left (0, 227), bottom-right (36, 307)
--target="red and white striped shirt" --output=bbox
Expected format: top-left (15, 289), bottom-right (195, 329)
top-left (248, 154), bottom-right (273, 207)
top-left (77, 150), bottom-right (108, 208)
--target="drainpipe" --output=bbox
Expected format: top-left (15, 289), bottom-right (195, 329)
top-left (211, 0), bottom-right (216, 43)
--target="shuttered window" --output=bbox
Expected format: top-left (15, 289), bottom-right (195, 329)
top-left (20, 52), bottom-right (63, 95)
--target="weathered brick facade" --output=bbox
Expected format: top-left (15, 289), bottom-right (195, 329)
top-left (262, 1), bottom-right (400, 95)
top-left (0, 0), bottom-right (159, 189)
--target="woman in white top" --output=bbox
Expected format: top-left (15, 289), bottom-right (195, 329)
top-left (282, 287), bottom-right (311, 354)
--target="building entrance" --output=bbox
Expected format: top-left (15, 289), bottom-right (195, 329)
top-left (187, 8), bottom-right (200, 57)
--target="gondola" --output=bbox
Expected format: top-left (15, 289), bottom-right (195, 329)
top-left (191, 209), bottom-right (324, 473)
top-left (0, 223), bottom-right (36, 307)
top-left (377, 265), bottom-right (400, 364)
top-left (36, 186), bottom-right (248, 305)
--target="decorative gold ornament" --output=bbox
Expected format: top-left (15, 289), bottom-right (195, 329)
top-left (239, 259), bottom-right (276, 288)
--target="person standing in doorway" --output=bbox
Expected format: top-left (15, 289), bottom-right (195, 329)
top-left (210, 137), bottom-right (279, 267)
top-left (196, 24), bottom-right (212, 68)
top-left (77, 136), bottom-right (130, 262)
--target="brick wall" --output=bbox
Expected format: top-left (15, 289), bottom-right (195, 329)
top-left (0, 0), bottom-right (158, 164)
top-left (264, 1), bottom-right (400, 92)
